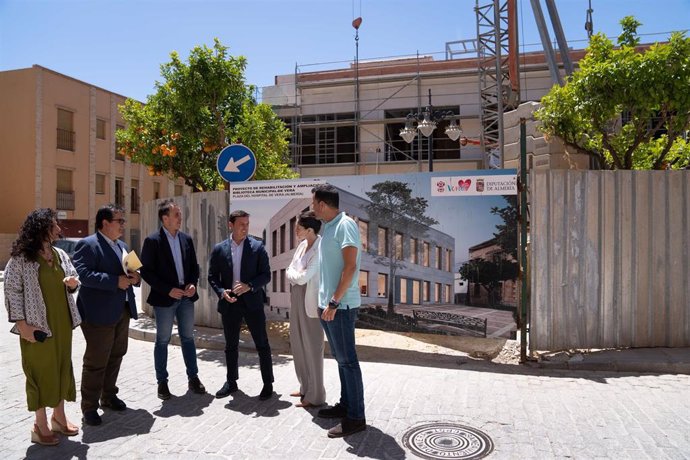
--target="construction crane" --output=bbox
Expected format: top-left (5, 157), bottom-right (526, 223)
top-left (475, 0), bottom-right (576, 168)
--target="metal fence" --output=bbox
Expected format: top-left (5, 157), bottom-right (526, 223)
top-left (530, 170), bottom-right (690, 350)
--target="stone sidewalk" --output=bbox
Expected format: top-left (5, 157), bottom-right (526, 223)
top-left (3, 308), bottom-right (690, 459)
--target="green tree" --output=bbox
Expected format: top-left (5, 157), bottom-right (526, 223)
top-left (491, 195), bottom-right (518, 260)
top-left (459, 257), bottom-right (518, 307)
top-left (117, 39), bottom-right (297, 192)
top-left (536, 17), bottom-right (690, 170)
top-left (363, 181), bottom-right (438, 315)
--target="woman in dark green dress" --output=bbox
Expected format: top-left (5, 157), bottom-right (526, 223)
top-left (4, 209), bottom-right (82, 446)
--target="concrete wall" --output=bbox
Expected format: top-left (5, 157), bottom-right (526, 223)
top-left (140, 191), bottom-right (229, 328)
top-left (531, 170), bottom-right (690, 350)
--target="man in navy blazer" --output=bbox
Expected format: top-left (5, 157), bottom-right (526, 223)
top-left (73, 204), bottom-right (140, 426)
top-left (140, 199), bottom-right (206, 400)
top-left (208, 210), bottom-right (273, 400)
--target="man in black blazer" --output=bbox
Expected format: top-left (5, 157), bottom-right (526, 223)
top-left (140, 199), bottom-right (206, 401)
top-left (73, 204), bottom-right (140, 426)
top-left (208, 210), bottom-right (273, 400)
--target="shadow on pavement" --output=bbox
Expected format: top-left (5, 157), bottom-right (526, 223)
top-left (153, 392), bottom-right (215, 418)
top-left (196, 347), bottom-right (292, 368)
top-left (223, 391), bottom-right (292, 417)
top-left (26, 437), bottom-right (90, 459)
top-left (343, 425), bottom-right (406, 459)
top-left (80, 408), bottom-right (154, 444)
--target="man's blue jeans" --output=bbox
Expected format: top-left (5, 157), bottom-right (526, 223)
top-left (154, 298), bottom-right (198, 384)
top-left (320, 306), bottom-right (365, 420)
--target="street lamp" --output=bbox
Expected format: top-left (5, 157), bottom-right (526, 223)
top-left (399, 89), bottom-right (462, 172)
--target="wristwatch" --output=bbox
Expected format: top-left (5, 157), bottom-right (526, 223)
top-left (328, 298), bottom-right (341, 310)
top-left (247, 282), bottom-right (254, 293)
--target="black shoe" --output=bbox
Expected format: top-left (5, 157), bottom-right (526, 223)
top-left (100, 395), bottom-right (126, 411)
top-left (258, 383), bottom-right (273, 401)
top-left (158, 382), bottom-right (172, 400)
top-left (317, 403), bottom-right (347, 419)
top-left (188, 376), bottom-right (206, 394)
top-left (82, 410), bottom-right (102, 426)
top-left (327, 417), bottom-right (367, 438)
top-left (215, 381), bottom-right (238, 398)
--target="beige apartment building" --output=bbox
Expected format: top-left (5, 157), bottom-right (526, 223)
top-left (0, 65), bottom-right (189, 266)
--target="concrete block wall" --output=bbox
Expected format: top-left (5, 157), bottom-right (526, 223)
top-left (503, 102), bottom-right (589, 170)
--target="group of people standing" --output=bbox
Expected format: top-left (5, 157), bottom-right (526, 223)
top-left (4, 183), bottom-right (367, 446)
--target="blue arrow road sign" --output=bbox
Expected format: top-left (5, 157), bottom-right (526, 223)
top-left (216, 144), bottom-right (257, 182)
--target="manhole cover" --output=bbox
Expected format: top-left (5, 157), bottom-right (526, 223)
top-left (402, 422), bottom-right (494, 460)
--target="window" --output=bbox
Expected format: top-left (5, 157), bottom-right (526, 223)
top-left (445, 284), bottom-right (452, 303)
top-left (423, 242), bottom-right (430, 267)
top-left (446, 249), bottom-right (453, 272)
top-left (435, 246), bottom-right (442, 269)
top-left (130, 179), bottom-right (140, 213)
top-left (280, 269), bottom-right (286, 292)
top-left (280, 224), bottom-right (286, 254)
top-left (423, 281), bottom-right (430, 302)
top-left (96, 119), bottom-right (106, 140)
top-left (410, 237), bottom-right (418, 264)
top-left (56, 169), bottom-right (74, 210)
top-left (435, 283), bottom-right (442, 303)
top-left (272, 230), bottom-right (277, 257)
top-left (153, 182), bottom-right (160, 200)
top-left (377, 273), bottom-right (387, 298)
top-left (57, 109), bottom-right (75, 151)
top-left (395, 232), bottom-right (403, 260)
top-left (115, 178), bottom-right (124, 207)
top-left (289, 217), bottom-right (296, 250)
top-left (96, 174), bottom-right (106, 195)
top-left (400, 278), bottom-right (407, 303)
top-left (294, 112), bottom-right (357, 165)
top-left (174, 184), bottom-right (183, 196)
top-left (115, 124), bottom-right (125, 160)
top-left (358, 219), bottom-right (369, 252)
top-left (412, 280), bottom-right (420, 304)
top-left (359, 271), bottom-right (368, 296)
top-left (377, 226), bottom-right (389, 257)
top-left (272, 270), bottom-right (277, 292)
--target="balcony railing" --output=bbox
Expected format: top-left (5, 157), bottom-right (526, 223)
top-left (57, 128), bottom-right (75, 151)
top-left (56, 190), bottom-right (75, 210)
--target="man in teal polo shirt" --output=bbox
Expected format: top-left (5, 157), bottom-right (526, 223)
top-left (311, 183), bottom-right (366, 438)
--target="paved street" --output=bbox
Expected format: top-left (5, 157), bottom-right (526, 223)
top-left (1, 286), bottom-right (690, 459)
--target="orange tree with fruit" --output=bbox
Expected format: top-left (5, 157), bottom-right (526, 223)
top-left (117, 39), bottom-right (297, 191)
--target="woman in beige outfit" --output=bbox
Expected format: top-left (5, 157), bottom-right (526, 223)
top-left (286, 211), bottom-right (326, 407)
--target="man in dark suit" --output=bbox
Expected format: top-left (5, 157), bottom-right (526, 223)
top-left (73, 204), bottom-right (140, 426)
top-left (208, 210), bottom-right (273, 400)
top-left (140, 199), bottom-right (206, 401)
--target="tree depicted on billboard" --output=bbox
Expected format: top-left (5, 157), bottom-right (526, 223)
top-left (363, 181), bottom-right (438, 315)
top-left (536, 17), bottom-right (690, 170)
top-left (117, 39), bottom-right (296, 192)
top-left (459, 196), bottom-right (518, 307)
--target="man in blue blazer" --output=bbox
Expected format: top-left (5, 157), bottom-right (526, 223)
top-left (208, 210), bottom-right (273, 400)
top-left (73, 204), bottom-right (140, 426)
top-left (140, 199), bottom-right (206, 401)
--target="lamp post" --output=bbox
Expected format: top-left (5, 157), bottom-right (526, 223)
top-left (399, 89), bottom-right (462, 172)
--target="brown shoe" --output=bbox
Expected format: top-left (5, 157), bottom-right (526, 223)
top-left (327, 417), bottom-right (366, 438)
top-left (51, 416), bottom-right (79, 436)
top-left (31, 424), bottom-right (59, 446)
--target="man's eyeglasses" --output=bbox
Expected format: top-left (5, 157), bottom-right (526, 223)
top-left (111, 218), bottom-right (126, 225)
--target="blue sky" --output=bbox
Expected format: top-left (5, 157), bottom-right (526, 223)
top-left (1, 0), bottom-right (688, 102)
